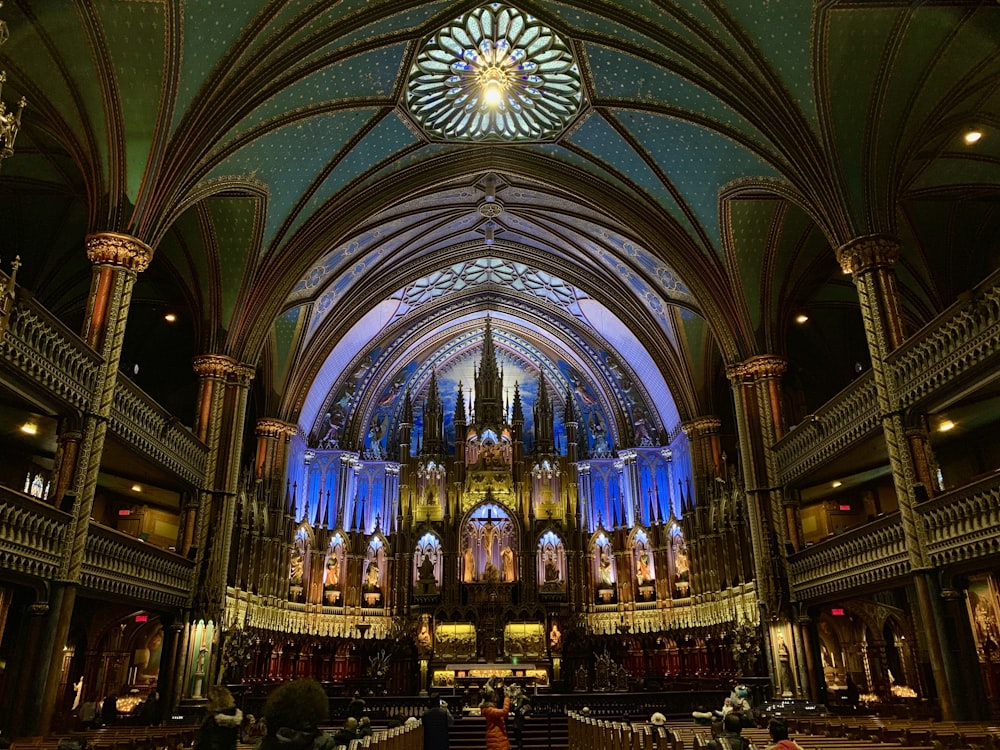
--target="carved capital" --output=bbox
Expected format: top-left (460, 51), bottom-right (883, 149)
top-left (742, 355), bottom-right (787, 380)
top-left (836, 234), bottom-right (900, 276)
top-left (29, 602), bottom-right (50, 616)
top-left (255, 418), bottom-right (288, 440)
top-left (193, 354), bottom-right (255, 384)
top-left (85, 232), bottom-right (153, 272)
top-left (682, 416), bottom-right (721, 436)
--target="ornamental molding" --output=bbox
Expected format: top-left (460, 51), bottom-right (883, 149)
top-left (85, 232), bottom-right (153, 273)
top-left (193, 354), bottom-right (256, 383)
top-left (728, 355), bottom-right (787, 381)
top-left (682, 416), bottom-right (721, 436)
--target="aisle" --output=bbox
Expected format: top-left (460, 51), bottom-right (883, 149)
top-left (447, 713), bottom-right (569, 750)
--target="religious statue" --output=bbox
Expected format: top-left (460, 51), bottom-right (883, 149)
top-left (483, 562), bottom-right (499, 583)
top-left (501, 545), bottom-right (515, 581)
top-left (598, 548), bottom-right (614, 588)
top-left (324, 556), bottom-right (340, 586)
top-left (636, 549), bottom-right (652, 585)
top-left (590, 413), bottom-right (609, 454)
top-left (544, 554), bottom-right (560, 583)
top-left (319, 412), bottom-right (340, 448)
top-left (418, 554), bottom-right (436, 583)
top-left (549, 621), bottom-right (562, 650)
top-left (417, 614), bottom-right (433, 650)
top-left (289, 551), bottom-right (304, 585)
top-left (778, 635), bottom-right (796, 697)
top-left (364, 560), bottom-right (380, 590)
top-left (463, 546), bottom-right (475, 582)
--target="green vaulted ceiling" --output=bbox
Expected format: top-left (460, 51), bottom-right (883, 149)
top-left (0, 1), bottom-right (997, 446)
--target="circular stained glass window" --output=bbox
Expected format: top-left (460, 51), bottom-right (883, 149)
top-left (406, 3), bottom-right (583, 142)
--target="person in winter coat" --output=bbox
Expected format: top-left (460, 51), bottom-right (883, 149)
top-left (766, 718), bottom-right (804, 750)
top-left (194, 686), bottom-right (243, 750)
top-left (258, 679), bottom-right (337, 750)
top-left (421, 695), bottom-right (454, 750)
top-left (706, 713), bottom-right (752, 750)
top-left (481, 693), bottom-right (511, 750)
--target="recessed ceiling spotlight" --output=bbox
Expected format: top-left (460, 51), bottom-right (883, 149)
top-left (20, 423), bottom-right (38, 435)
top-left (164, 313), bottom-right (177, 322)
top-left (964, 130), bottom-right (983, 145)
top-left (831, 480), bottom-right (842, 488)
top-left (938, 419), bottom-right (955, 432)
top-left (795, 314), bottom-right (809, 324)
top-left (131, 484), bottom-right (142, 492)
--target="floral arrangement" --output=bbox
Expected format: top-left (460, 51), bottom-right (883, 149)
top-left (221, 626), bottom-right (255, 681)
top-left (729, 622), bottom-right (760, 673)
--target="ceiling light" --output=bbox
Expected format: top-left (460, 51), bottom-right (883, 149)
top-left (20, 422), bottom-right (37, 435)
top-left (131, 484), bottom-right (142, 492)
top-left (164, 313), bottom-right (177, 322)
top-left (831, 480), bottom-right (842, 488)
top-left (964, 130), bottom-right (982, 145)
top-left (480, 67), bottom-right (507, 108)
top-left (938, 420), bottom-right (955, 432)
top-left (795, 314), bottom-right (809, 324)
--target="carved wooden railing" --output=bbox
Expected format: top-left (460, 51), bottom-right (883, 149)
top-left (774, 270), bottom-right (1000, 485)
top-left (0, 485), bottom-right (70, 583)
top-left (788, 514), bottom-right (909, 600)
top-left (112, 376), bottom-right (207, 486)
top-left (920, 469), bottom-right (1000, 568)
top-left (891, 268), bottom-right (1000, 409)
top-left (773, 374), bottom-right (881, 485)
top-left (81, 523), bottom-right (194, 609)
top-left (0, 290), bottom-right (100, 410)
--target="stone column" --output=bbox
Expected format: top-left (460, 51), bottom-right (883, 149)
top-left (32, 232), bottom-right (152, 735)
top-left (837, 234), bottom-right (953, 719)
top-left (49, 428), bottom-right (82, 509)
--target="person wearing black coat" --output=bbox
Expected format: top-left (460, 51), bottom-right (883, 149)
top-left (421, 695), bottom-right (455, 750)
top-left (194, 686), bottom-right (243, 750)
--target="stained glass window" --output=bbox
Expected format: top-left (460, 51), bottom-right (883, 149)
top-left (407, 3), bottom-right (582, 141)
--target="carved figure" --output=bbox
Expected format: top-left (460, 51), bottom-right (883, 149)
top-left (598, 548), bottom-right (614, 588)
top-left (544, 554), bottom-right (559, 583)
top-left (324, 556), bottom-right (340, 586)
top-left (637, 549), bottom-right (652, 585)
top-left (463, 546), bottom-right (475, 582)
top-left (501, 545), bottom-right (515, 581)
top-left (418, 554), bottom-right (436, 583)
top-left (364, 560), bottom-right (380, 589)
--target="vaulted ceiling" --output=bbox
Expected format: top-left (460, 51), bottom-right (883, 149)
top-left (1, 1), bottom-right (997, 454)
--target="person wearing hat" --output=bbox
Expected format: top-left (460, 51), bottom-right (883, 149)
top-left (194, 686), bottom-right (242, 750)
top-left (480, 678), bottom-right (511, 750)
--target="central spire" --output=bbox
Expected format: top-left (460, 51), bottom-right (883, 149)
top-left (474, 315), bottom-right (504, 431)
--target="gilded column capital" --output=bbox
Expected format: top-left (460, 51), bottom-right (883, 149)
top-left (727, 356), bottom-right (787, 382)
top-left (192, 353), bottom-right (240, 379)
top-left (255, 418), bottom-right (298, 440)
top-left (192, 354), bottom-right (256, 384)
top-left (85, 231), bottom-right (153, 272)
top-left (836, 234), bottom-right (900, 276)
top-left (682, 416), bottom-right (721, 436)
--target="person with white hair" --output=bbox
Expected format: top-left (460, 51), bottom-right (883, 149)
top-left (650, 712), bottom-right (667, 726)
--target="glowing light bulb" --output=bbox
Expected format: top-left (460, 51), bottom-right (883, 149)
top-left (964, 130), bottom-right (982, 145)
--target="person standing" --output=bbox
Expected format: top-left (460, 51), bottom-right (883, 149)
top-left (422, 695), bottom-right (454, 750)
top-left (481, 690), bottom-right (511, 750)
top-left (194, 686), bottom-right (243, 750)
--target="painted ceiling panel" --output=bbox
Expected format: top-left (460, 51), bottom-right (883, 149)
top-left (351, 141), bottom-right (457, 194)
top-left (584, 45), bottom-right (758, 140)
top-left (160, 208), bottom-right (208, 313)
top-left (521, 142), bottom-right (634, 197)
top-left (564, 112), bottom-right (692, 235)
top-left (539, 1), bottom-right (677, 58)
top-left (911, 158), bottom-right (1000, 194)
top-left (95, 0), bottom-right (166, 200)
top-left (271, 306), bottom-right (307, 392)
top-left (208, 110), bottom-right (378, 248)
top-left (676, 307), bottom-right (708, 394)
top-left (283, 112), bottom-right (424, 242)
top-left (231, 45), bottom-right (408, 138)
top-left (174, 0), bottom-right (264, 129)
top-left (205, 196), bottom-right (259, 331)
top-left (3, 5), bottom-right (89, 155)
top-left (825, 8), bottom-right (898, 224)
top-left (613, 110), bottom-right (779, 251)
top-left (721, 0), bottom-right (815, 126)
top-left (727, 199), bottom-right (776, 333)
top-left (287, 2), bottom-right (448, 50)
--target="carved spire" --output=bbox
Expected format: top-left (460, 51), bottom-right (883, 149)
top-left (422, 369), bottom-right (445, 455)
top-left (474, 315), bottom-right (504, 430)
top-left (533, 366), bottom-right (555, 454)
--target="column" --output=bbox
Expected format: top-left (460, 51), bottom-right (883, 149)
top-left (32, 232), bottom-right (152, 735)
top-left (838, 234), bottom-right (954, 718)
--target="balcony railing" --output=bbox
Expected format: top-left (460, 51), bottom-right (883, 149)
top-left (0, 485), bottom-right (70, 583)
top-left (81, 523), bottom-right (194, 609)
top-left (788, 513), bottom-right (909, 600)
top-left (920, 469), bottom-right (1000, 568)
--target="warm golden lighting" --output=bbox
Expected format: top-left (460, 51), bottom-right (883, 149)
top-left (20, 422), bottom-right (37, 435)
top-left (795, 314), bottom-right (809, 324)
top-left (130, 484), bottom-right (142, 492)
top-left (831, 480), bottom-right (842, 488)
top-left (480, 67), bottom-right (507, 107)
top-left (938, 420), bottom-right (955, 432)
top-left (164, 313), bottom-right (177, 322)
top-left (964, 130), bottom-right (983, 145)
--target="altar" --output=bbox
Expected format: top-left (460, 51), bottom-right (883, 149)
top-left (430, 662), bottom-right (550, 690)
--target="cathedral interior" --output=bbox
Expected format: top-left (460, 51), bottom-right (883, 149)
top-left (0, 0), bottom-right (999, 737)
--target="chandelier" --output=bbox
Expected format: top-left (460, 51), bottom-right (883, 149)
top-left (0, 2), bottom-right (27, 172)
